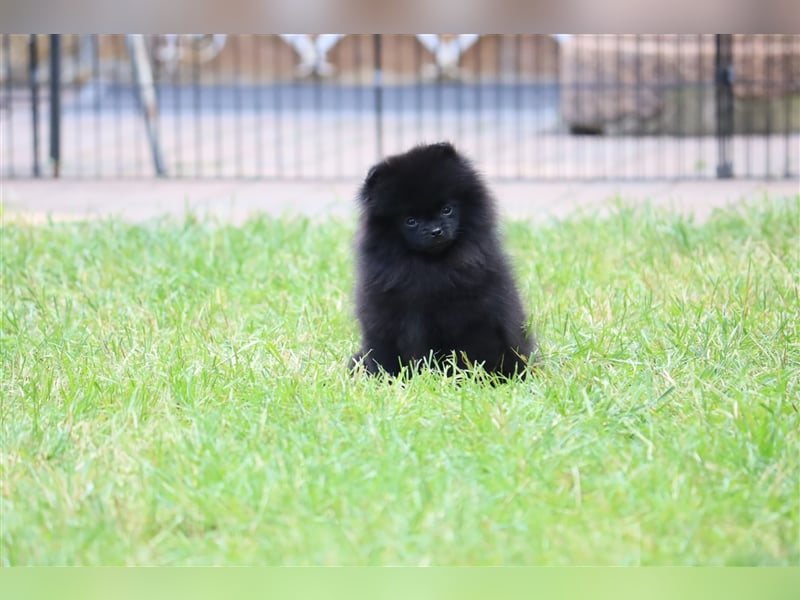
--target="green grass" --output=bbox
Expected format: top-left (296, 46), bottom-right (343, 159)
top-left (1, 197), bottom-right (798, 565)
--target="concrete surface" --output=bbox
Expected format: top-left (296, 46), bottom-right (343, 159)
top-left (1, 178), bottom-right (798, 225)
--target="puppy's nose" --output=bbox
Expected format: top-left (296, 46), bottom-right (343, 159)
top-left (431, 227), bottom-right (443, 237)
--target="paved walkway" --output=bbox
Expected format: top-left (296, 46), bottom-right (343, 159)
top-left (2, 178), bottom-right (798, 225)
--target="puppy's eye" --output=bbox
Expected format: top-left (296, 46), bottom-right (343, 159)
top-left (405, 217), bottom-right (418, 227)
top-left (441, 205), bottom-right (453, 216)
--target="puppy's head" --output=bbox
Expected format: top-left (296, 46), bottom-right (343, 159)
top-left (358, 142), bottom-right (494, 255)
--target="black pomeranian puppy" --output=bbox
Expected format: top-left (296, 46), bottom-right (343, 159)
top-left (351, 142), bottom-right (534, 379)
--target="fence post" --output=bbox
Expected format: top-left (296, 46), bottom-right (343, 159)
top-left (714, 34), bottom-right (734, 178)
top-left (49, 34), bottom-right (61, 177)
top-left (373, 34), bottom-right (384, 160)
top-left (28, 35), bottom-right (41, 177)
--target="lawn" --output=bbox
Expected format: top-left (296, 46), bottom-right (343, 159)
top-left (1, 197), bottom-right (798, 565)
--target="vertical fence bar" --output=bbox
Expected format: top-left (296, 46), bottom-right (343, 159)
top-left (397, 36), bottom-right (405, 153)
top-left (514, 34), bottom-right (522, 178)
top-left (415, 37), bottom-right (423, 144)
top-left (373, 34), bottom-right (384, 160)
top-left (3, 35), bottom-right (14, 178)
top-left (457, 39), bottom-right (465, 152)
top-left (233, 36), bottom-right (243, 178)
top-left (615, 35), bottom-right (622, 179)
top-left (744, 35), bottom-right (753, 176)
top-left (435, 37), bottom-right (443, 140)
top-left (173, 36), bottom-right (183, 177)
top-left (766, 34), bottom-right (774, 177)
top-left (474, 36), bottom-right (482, 166)
top-left (784, 35), bottom-right (794, 178)
top-left (213, 35), bottom-right (222, 177)
top-left (252, 35), bottom-right (263, 178)
top-left (695, 35), bottom-right (703, 176)
top-left (657, 34), bottom-right (664, 177)
top-left (572, 37), bottom-right (580, 178)
top-left (676, 35), bottom-right (684, 176)
top-left (634, 34), bottom-right (642, 179)
top-left (192, 37), bottom-right (201, 176)
top-left (335, 36), bottom-right (343, 177)
top-left (29, 35), bottom-right (41, 177)
top-left (714, 33), bottom-right (734, 178)
top-left (49, 34), bottom-right (61, 177)
top-left (74, 35), bottom-right (83, 176)
top-left (113, 35), bottom-right (122, 175)
top-left (92, 35), bottom-right (101, 177)
top-left (313, 40), bottom-right (323, 177)
top-left (495, 36), bottom-right (503, 177)
top-left (292, 43), bottom-right (301, 178)
top-left (765, 35), bottom-right (774, 176)
top-left (273, 35), bottom-right (283, 177)
top-left (534, 36), bottom-right (541, 179)
top-left (599, 34), bottom-right (605, 177)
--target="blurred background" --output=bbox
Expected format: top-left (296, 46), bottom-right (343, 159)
top-left (1, 34), bottom-right (798, 181)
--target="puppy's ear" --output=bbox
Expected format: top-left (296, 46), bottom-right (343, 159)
top-left (358, 161), bottom-right (387, 209)
top-left (430, 141), bottom-right (457, 157)
top-left (365, 161), bottom-right (387, 189)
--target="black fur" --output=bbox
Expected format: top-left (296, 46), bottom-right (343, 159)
top-left (351, 142), bottom-right (534, 379)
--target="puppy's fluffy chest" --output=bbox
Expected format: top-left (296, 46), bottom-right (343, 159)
top-left (393, 303), bottom-right (474, 360)
top-left (364, 244), bottom-right (491, 299)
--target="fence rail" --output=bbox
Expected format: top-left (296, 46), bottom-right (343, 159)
top-left (1, 34), bottom-right (798, 180)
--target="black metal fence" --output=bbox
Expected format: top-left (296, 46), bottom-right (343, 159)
top-left (1, 34), bottom-right (798, 180)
